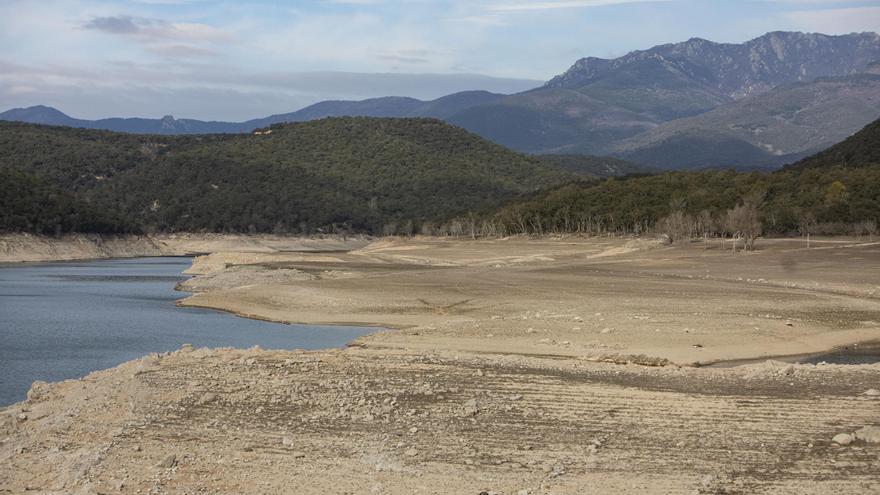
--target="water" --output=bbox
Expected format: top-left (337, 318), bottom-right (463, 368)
top-left (0, 257), bottom-right (373, 406)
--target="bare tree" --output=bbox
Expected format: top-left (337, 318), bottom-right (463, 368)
top-left (726, 191), bottom-right (765, 252)
top-left (659, 198), bottom-right (691, 244)
top-left (866, 219), bottom-right (878, 243)
top-left (697, 209), bottom-right (715, 249)
top-left (796, 209), bottom-right (817, 249)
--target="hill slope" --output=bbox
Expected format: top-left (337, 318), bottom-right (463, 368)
top-left (0, 92), bottom-right (506, 136)
top-left (0, 119), bottom-right (571, 234)
top-left (611, 75), bottom-right (880, 169)
top-left (449, 31), bottom-right (880, 159)
top-left (474, 118), bottom-right (880, 236)
top-left (788, 116), bottom-right (880, 169)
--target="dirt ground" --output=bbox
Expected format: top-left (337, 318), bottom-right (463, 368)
top-left (2, 236), bottom-right (879, 494)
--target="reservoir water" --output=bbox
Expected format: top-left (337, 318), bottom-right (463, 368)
top-left (0, 257), bottom-right (373, 406)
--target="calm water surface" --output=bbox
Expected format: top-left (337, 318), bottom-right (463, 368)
top-left (0, 257), bottom-right (373, 406)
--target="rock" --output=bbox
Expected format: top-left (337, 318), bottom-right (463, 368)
top-left (832, 433), bottom-right (854, 446)
top-left (181, 343), bottom-right (194, 352)
top-left (16, 413), bottom-right (27, 421)
top-left (291, 451), bottom-right (306, 459)
top-left (785, 321), bottom-right (794, 327)
top-left (462, 398), bottom-right (480, 417)
top-left (854, 426), bottom-right (880, 444)
top-left (863, 389), bottom-right (880, 396)
top-left (156, 454), bottom-right (178, 469)
top-left (408, 427), bottom-right (418, 434)
top-left (282, 436), bottom-right (294, 447)
top-left (197, 392), bottom-right (217, 405)
top-left (26, 381), bottom-right (50, 402)
top-left (404, 448), bottom-right (418, 457)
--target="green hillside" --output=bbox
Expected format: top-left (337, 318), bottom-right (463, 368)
top-left (0, 119), bottom-right (571, 235)
top-left (788, 116), bottom-right (880, 169)
top-left (471, 118), bottom-right (880, 236)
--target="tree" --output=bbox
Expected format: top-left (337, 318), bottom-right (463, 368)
top-left (726, 191), bottom-right (764, 252)
top-left (866, 219), bottom-right (878, 242)
top-left (796, 209), bottom-right (817, 249)
top-left (659, 198), bottom-right (691, 243)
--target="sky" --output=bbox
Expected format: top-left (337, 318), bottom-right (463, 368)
top-left (1, 0), bottom-right (879, 121)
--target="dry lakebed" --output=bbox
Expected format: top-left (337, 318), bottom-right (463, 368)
top-left (2, 235), bottom-right (879, 494)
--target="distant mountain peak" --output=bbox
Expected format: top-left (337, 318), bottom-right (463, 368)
top-left (544, 31), bottom-right (880, 99)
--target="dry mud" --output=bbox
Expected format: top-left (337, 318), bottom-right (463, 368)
top-left (2, 236), bottom-right (880, 494)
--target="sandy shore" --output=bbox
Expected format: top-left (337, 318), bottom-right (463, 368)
top-left (0, 233), bottom-right (369, 263)
top-left (180, 236), bottom-right (880, 365)
top-left (2, 236), bottom-right (879, 494)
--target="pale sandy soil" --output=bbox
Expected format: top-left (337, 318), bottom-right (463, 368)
top-left (181, 236), bottom-right (880, 365)
top-left (2, 236), bottom-right (879, 494)
top-left (0, 233), bottom-right (368, 263)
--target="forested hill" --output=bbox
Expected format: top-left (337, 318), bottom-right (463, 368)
top-left (0, 118), bottom-right (572, 235)
top-left (787, 116), bottom-right (880, 170)
top-left (468, 118), bottom-right (880, 237)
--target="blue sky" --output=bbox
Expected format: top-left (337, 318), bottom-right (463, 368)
top-left (1, 0), bottom-right (878, 120)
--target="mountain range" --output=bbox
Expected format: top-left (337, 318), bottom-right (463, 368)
top-left (3, 31), bottom-right (880, 171)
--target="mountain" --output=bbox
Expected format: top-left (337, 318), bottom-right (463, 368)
top-left (4, 32), bottom-right (879, 170)
top-left (0, 105), bottom-right (244, 134)
top-left (535, 154), bottom-right (653, 178)
top-left (787, 116), bottom-right (880, 169)
top-left (0, 91), bottom-right (506, 135)
top-left (453, 32), bottom-right (880, 157)
top-left (610, 74), bottom-right (880, 170)
top-left (0, 119), bottom-right (572, 235)
top-left (473, 118), bottom-right (880, 237)
top-left (547, 31), bottom-right (880, 98)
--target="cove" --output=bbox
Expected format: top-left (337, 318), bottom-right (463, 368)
top-left (0, 257), bottom-right (373, 406)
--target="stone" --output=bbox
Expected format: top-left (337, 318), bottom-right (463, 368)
top-left (404, 448), bottom-right (418, 457)
top-left (282, 436), bottom-right (294, 447)
top-left (832, 433), bottom-right (854, 446)
top-left (854, 426), bottom-right (880, 444)
top-left (863, 389), bottom-right (880, 396)
top-left (291, 451), bottom-right (306, 459)
top-left (462, 398), bottom-right (480, 417)
top-left (156, 454), bottom-right (178, 469)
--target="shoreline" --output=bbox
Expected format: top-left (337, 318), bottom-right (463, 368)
top-left (3, 235), bottom-right (880, 494)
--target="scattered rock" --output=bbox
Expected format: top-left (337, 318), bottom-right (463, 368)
top-left (854, 426), bottom-right (880, 444)
top-left (832, 433), bottom-right (854, 446)
top-left (462, 399), bottom-right (480, 417)
top-left (156, 454), bottom-right (178, 469)
top-left (26, 381), bottom-right (50, 402)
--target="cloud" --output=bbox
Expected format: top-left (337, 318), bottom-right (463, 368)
top-left (147, 44), bottom-right (218, 58)
top-left (487, 0), bottom-right (671, 12)
top-left (783, 6), bottom-right (880, 33)
top-left (82, 15), bottom-right (232, 43)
